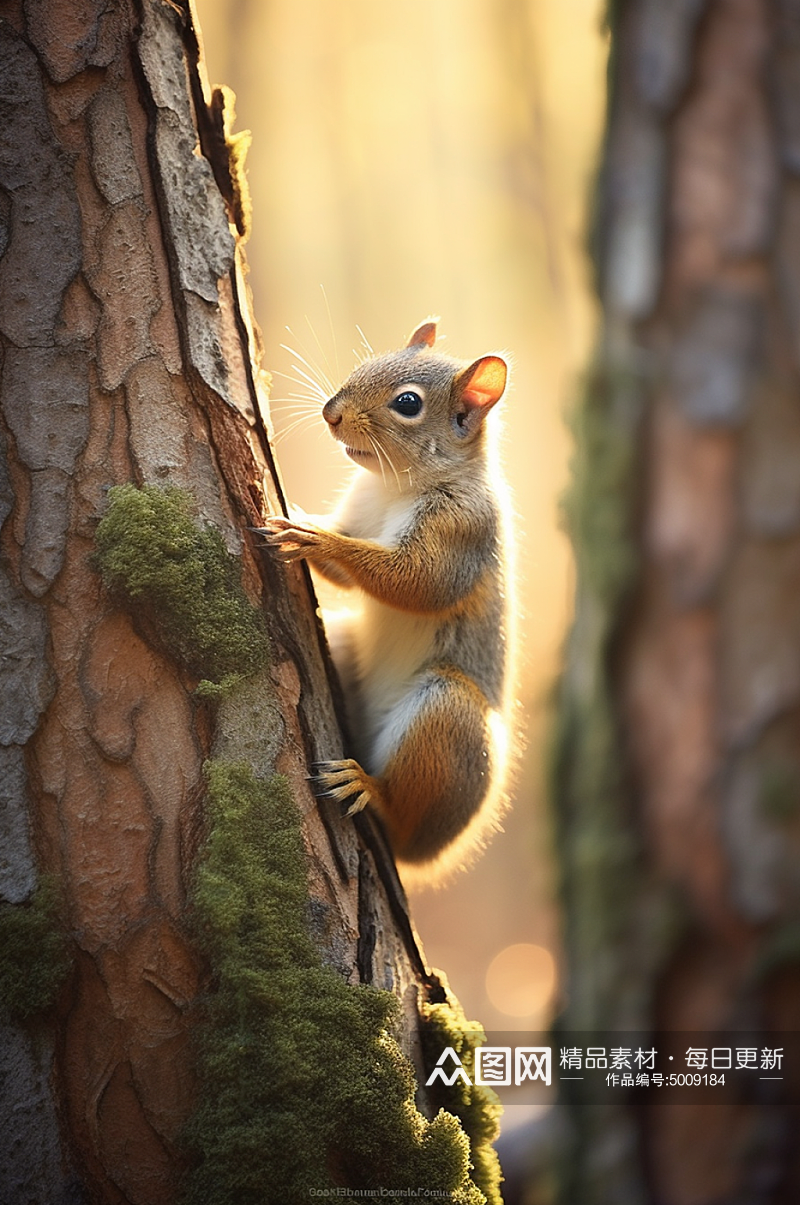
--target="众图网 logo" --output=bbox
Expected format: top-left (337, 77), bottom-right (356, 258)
top-left (425, 1046), bottom-right (551, 1088)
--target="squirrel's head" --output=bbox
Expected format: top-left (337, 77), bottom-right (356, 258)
top-left (321, 320), bottom-right (508, 483)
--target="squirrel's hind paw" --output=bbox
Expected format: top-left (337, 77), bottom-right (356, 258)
top-left (313, 758), bottom-right (381, 816)
top-left (344, 791), bottom-right (371, 817)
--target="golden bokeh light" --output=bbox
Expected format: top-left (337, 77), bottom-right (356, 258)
top-left (485, 942), bottom-right (557, 1018)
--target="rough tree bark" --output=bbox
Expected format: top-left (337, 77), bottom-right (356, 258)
top-left (554, 0), bottom-right (800, 1202)
top-left (0, 2), bottom-right (462, 1202)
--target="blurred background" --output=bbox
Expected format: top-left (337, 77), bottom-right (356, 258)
top-left (194, 0), bottom-right (606, 1046)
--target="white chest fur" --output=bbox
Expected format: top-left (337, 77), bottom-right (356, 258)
top-left (336, 470), bottom-right (416, 543)
top-left (332, 471), bottom-right (439, 766)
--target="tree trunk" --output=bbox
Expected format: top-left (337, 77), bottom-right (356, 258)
top-left (554, 0), bottom-right (800, 1201)
top-left (0, 4), bottom-right (498, 1202)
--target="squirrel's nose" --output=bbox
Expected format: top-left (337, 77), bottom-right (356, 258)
top-left (323, 400), bottom-right (342, 427)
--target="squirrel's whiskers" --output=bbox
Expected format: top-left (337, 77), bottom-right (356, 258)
top-left (258, 318), bottom-right (515, 884)
top-left (283, 326), bottom-right (336, 397)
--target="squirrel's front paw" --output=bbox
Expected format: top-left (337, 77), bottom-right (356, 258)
top-left (313, 758), bottom-right (381, 817)
top-left (253, 516), bottom-right (326, 562)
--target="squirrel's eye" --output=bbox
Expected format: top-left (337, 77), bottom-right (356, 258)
top-left (390, 390), bottom-right (423, 418)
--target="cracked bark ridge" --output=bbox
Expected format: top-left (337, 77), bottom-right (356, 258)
top-left (0, 2), bottom-right (431, 1201)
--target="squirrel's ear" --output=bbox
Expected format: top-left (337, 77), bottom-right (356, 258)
top-left (453, 355), bottom-right (507, 432)
top-left (406, 319), bottom-right (438, 349)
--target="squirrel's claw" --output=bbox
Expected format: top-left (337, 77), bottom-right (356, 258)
top-left (313, 758), bottom-right (379, 816)
top-left (254, 515), bottom-right (296, 532)
top-left (253, 519), bottom-right (325, 562)
top-left (314, 759), bottom-right (361, 785)
top-left (344, 792), bottom-right (370, 817)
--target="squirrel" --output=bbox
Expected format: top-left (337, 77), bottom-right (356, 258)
top-left (257, 319), bottom-right (514, 879)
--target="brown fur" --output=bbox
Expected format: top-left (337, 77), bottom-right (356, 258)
top-left (258, 320), bottom-right (514, 879)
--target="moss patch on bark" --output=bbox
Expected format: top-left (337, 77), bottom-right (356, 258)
top-left (95, 484), bottom-right (268, 683)
top-left (182, 761), bottom-right (501, 1204)
top-left (0, 880), bottom-right (71, 1022)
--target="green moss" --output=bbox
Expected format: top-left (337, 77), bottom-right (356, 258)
top-left (193, 674), bottom-right (245, 702)
top-left (421, 989), bottom-right (504, 1205)
top-left (0, 879), bottom-right (71, 1022)
top-left (758, 757), bottom-right (800, 822)
top-left (560, 364), bottom-right (640, 607)
top-left (550, 224), bottom-right (683, 1202)
top-left (95, 485), bottom-right (268, 683)
top-left (97, 491), bottom-right (501, 1197)
top-left (183, 761), bottom-right (496, 1203)
top-left (550, 364), bottom-right (646, 1026)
